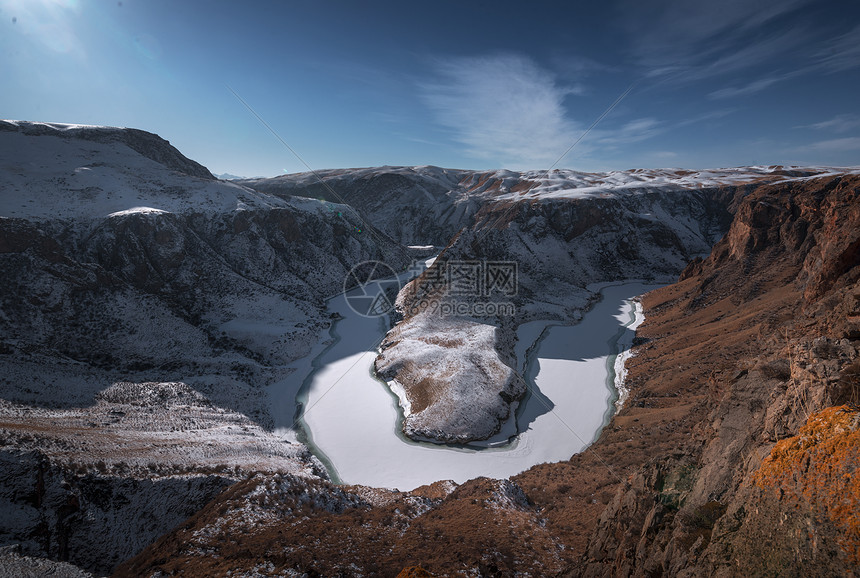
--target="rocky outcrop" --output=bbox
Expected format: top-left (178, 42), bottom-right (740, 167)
top-left (375, 316), bottom-right (521, 442)
top-left (377, 187), bottom-right (734, 443)
top-left (0, 546), bottom-right (93, 578)
top-left (0, 449), bottom-right (234, 575)
top-left (570, 174), bottom-right (860, 576)
top-left (706, 405), bottom-right (860, 575)
top-left (0, 379), bottom-right (324, 575)
top-left (116, 474), bottom-right (564, 577)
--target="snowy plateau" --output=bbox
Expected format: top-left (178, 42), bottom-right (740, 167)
top-left (1, 119), bottom-right (859, 575)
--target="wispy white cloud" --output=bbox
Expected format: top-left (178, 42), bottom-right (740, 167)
top-left (696, 31), bottom-right (806, 79)
top-left (706, 26), bottom-right (860, 99)
top-left (815, 24), bottom-right (860, 72)
top-left (652, 150), bottom-right (679, 159)
top-left (803, 137), bottom-right (860, 152)
top-left (591, 110), bottom-right (732, 151)
top-left (676, 108), bottom-right (735, 126)
top-left (624, 0), bottom-right (860, 107)
top-left (550, 54), bottom-right (618, 80)
top-left (420, 54), bottom-right (584, 168)
top-left (420, 54), bottom-right (729, 168)
top-left (797, 114), bottom-right (860, 133)
top-left (620, 0), bottom-right (814, 75)
top-left (398, 134), bottom-right (441, 146)
top-left (593, 117), bottom-right (663, 147)
top-left (708, 75), bottom-right (786, 99)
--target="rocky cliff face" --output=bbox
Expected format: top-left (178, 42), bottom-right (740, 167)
top-left (0, 122), bottom-right (407, 573)
top-left (0, 380), bottom-right (325, 575)
top-left (0, 122), bottom-right (408, 415)
top-left (242, 165), bottom-right (828, 249)
top-left (116, 473), bottom-right (568, 577)
top-left (116, 172), bottom-right (859, 577)
top-left (377, 186), bottom-right (736, 442)
top-left (0, 449), bottom-right (234, 574)
top-left (241, 166), bottom-right (478, 246)
top-left (571, 173), bottom-right (860, 577)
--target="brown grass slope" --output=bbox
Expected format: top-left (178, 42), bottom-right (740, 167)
top-left (563, 173), bottom-right (860, 576)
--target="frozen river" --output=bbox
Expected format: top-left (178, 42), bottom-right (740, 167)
top-left (271, 277), bottom-right (659, 491)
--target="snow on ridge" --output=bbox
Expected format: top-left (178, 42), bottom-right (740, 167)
top-left (248, 164), bottom-right (860, 208)
top-left (498, 165), bottom-right (860, 201)
top-left (0, 124), bottom-right (292, 221)
top-left (6, 119), bottom-right (858, 220)
top-left (2, 119), bottom-right (122, 131)
top-left (107, 206), bottom-right (170, 218)
top-left (386, 378), bottom-right (412, 417)
top-left (245, 164), bottom-right (472, 194)
top-left (613, 299), bottom-right (646, 411)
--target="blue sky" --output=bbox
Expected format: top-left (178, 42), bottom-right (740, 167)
top-left (2, 0), bottom-right (859, 176)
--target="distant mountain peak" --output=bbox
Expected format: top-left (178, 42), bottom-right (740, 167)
top-left (215, 172), bottom-right (247, 181)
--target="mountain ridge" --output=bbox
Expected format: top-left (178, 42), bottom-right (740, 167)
top-left (1, 121), bottom-right (858, 576)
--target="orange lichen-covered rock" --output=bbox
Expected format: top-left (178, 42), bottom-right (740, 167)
top-left (753, 405), bottom-right (860, 564)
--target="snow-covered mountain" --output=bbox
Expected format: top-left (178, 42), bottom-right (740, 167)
top-left (0, 121), bottom-right (408, 572)
top-left (0, 120), bottom-right (408, 410)
top-left (241, 164), bottom-right (853, 247)
top-left (240, 166), bottom-right (477, 246)
top-left (215, 172), bottom-right (247, 181)
top-left (3, 119), bottom-right (859, 574)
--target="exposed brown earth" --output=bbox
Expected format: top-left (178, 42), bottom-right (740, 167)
top-left (115, 475), bottom-right (566, 577)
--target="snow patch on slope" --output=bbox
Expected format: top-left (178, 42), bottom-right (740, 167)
top-left (613, 299), bottom-right (646, 410)
top-left (107, 206), bottom-right (170, 217)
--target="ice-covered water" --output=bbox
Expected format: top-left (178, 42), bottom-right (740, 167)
top-left (271, 279), bottom-right (658, 491)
